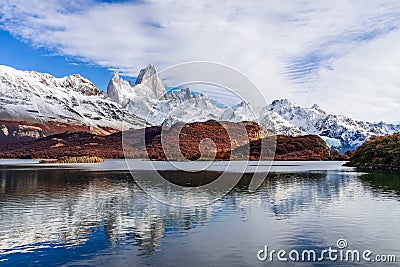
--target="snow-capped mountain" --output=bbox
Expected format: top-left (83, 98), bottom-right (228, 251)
top-left (259, 111), bottom-right (306, 137)
top-left (1, 64), bottom-right (398, 152)
top-left (107, 65), bottom-right (400, 152)
top-left (107, 65), bottom-right (241, 126)
top-left (0, 65), bottom-right (148, 138)
top-left (262, 99), bottom-right (400, 152)
top-left (220, 101), bottom-right (258, 122)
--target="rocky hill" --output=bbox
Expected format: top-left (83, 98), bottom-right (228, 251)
top-left (0, 121), bottom-right (345, 161)
top-left (233, 134), bottom-right (346, 161)
top-left (346, 133), bottom-right (400, 170)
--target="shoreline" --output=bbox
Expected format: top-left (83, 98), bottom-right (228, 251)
top-left (0, 159), bottom-right (353, 173)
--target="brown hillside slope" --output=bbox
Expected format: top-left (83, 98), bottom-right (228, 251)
top-left (233, 135), bottom-right (346, 161)
top-left (0, 120), bottom-right (346, 161)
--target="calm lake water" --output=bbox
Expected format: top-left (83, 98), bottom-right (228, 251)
top-left (0, 161), bottom-right (399, 266)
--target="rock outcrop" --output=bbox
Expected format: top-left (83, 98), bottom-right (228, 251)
top-left (0, 121), bottom-right (345, 161)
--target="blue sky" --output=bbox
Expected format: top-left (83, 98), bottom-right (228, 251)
top-left (0, 29), bottom-right (119, 90)
top-left (1, 0), bottom-right (400, 122)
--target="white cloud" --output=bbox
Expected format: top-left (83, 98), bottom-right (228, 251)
top-left (313, 29), bottom-right (400, 122)
top-left (1, 0), bottom-right (400, 121)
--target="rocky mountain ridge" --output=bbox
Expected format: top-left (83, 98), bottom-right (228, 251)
top-left (1, 64), bottom-right (399, 152)
top-left (0, 65), bottom-right (149, 142)
top-left (107, 65), bottom-right (400, 152)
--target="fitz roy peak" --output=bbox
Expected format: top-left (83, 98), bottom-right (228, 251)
top-left (107, 64), bottom-right (236, 126)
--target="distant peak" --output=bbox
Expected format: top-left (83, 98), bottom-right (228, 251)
top-left (70, 73), bottom-right (83, 78)
top-left (145, 64), bottom-right (156, 71)
top-left (271, 98), bottom-right (293, 106)
top-left (310, 103), bottom-right (326, 114)
top-left (135, 64), bottom-right (157, 85)
top-left (61, 74), bottom-right (103, 96)
top-left (311, 103), bottom-right (320, 109)
top-left (181, 87), bottom-right (191, 94)
top-left (112, 70), bottom-right (120, 80)
top-left (233, 101), bottom-right (249, 108)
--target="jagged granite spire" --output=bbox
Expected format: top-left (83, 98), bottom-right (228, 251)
top-left (310, 103), bottom-right (326, 114)
top-left (135, 64), bottom-right (156, 85)
top-left (107, 70), bottom-right (131, 106)
top-left (134, 64), bottom-right (166, 99)
top-left (107, 65), bottom-right (167, 104)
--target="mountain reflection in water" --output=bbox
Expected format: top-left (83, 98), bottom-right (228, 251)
top-left (0, 164), bottom-right (399, 266)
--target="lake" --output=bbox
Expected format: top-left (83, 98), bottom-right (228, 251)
top-left (0, 161), bottom-right (399, 266)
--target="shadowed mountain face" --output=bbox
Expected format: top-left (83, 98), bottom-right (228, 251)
top-left (0, 120), bottom-right (346, 161)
